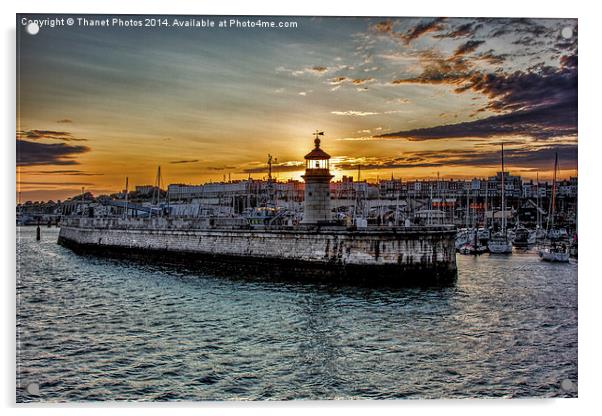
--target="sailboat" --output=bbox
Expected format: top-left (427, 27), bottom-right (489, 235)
top-left (512, 216), bottom-right (536, 247)
top-left (539, 153), bottom-right (570, 262)
top-left (488, 143), bottom-right (513, 254)
top-left (478, 180), bottom-right (491, 244)
top-left (458, 188), bottom-right (488, 255)
top-left (533, 172), bottom-right (546, 241)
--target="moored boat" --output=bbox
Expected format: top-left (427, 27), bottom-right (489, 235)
top-left (488, 232), bottom-right (513, 254)
top-left (455, 228), bottom-right (472, 250)
top-left (488, 143), bottom-right (512, 255)
top-left (538, 242), bottom-right (570, 262)
top-left (539, 153), bottom-right (570, 263)
top-left (512, 226), bottom-right (533, 248)
top-left (458, 242), bottom-right (488, 255)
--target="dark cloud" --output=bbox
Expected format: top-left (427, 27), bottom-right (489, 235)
top-left (433, 22), bottom-right (482, 39)
top-left (372, 18), bottom-right (446, 45)
top-left (18, 181), bottom-right (95, 186)
top-left (400, 18), bottom-right (446, 44)
top-left (560, 54), bottom-right (577, 69)
top-left (311, 66), bottom-right (328, 72)
top-left (372, 20), bottom-right (394, 34)
top-left (378, 102), bottom-right (575, 141)
top-left (392, 51), bottom-right (473, 85)
top-left (56, 119), bottom-right (72, 124)
top-left (388, 18), bottom-right (575, 86)
top-left (473, 139), bottom-right (528, 148)
top-left (335, 143), bottom-right (577, 172)
top-left (486, 18), bottom-right (550, 38)
top-left (473, 18), bottom-right (576, 65)
top-left (386, 53), bottom-right (577, 141)
top-left (17, 130), bottom-right (87, 142)
top-left (390, 41), bottom-right (494, 87)
top-left (327, 76), bottom-right (373, 88)
top-left (206, 166), bottom-right (236, 171)
top-left (512, 36), bottom-right (544, 47)
top-left (27, 169), bottom-right (103, 176)
top-left (451, 143), bottom-right (578, 171)
top-left (329, 76), bottom-right (348, 85)
top-left (453, 40), bottom-right (485, 57)
top-left (455, 56), bottom-right (577, 113)
top-left (169, 159), bottom-right (199, 164)
top-left (17, 139), bottom-right (90, 166)
top-left (475, 50), bottom-right (507, 65)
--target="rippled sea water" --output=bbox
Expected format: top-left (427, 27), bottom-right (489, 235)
top-left (16, 226), bottom-right (577, 401)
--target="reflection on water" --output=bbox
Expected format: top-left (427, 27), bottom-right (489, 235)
top-left (16, 227), bottom-right (577, 401)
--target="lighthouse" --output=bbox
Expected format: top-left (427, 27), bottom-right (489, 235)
top-left (301, 131), bottom-right (334, 224)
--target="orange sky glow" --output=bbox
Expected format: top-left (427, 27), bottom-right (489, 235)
top-left (16, 16), bottom-right (577, 202)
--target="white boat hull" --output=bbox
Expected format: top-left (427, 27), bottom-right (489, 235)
top-left (488, 244), bottom-right (512, 253)
top-left (458, 245), bottom-right (472, 255)
top-left (538, 249), bottom-right (570, 262)
top-left (488, 240), bottom-right (512, 254)
top-left (458, 244), bottom-right (488, 255)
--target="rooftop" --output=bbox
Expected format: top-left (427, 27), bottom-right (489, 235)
top-left (304, 138), bottom-right (331, 160)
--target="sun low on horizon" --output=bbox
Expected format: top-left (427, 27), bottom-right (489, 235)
top-left (16, 16), bottom-right (577, 202)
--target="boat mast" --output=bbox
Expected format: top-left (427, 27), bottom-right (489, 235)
top-left (124, 176), bottom-right (129, 219)
top-left (536, 171), bottom-right (540, 230)
top-left (429, 181), bottom-right (433, 225)
top-left (437, 171), bottom-right (441, 222)
top-left (484, 180), bottom-right (488, 229)
top-left (465, 183), bottom-right (469, 229)
top-left (166, 185), bottom-right (170, 217)
top-left (501, 144), bottom-right (505, 233)
top-left (266, 154), bottom-right (276, 207)
top-left (473, 187), bottom-right (478, 248)
top-left (551, 153), bottom-right (558, 229)
top-left (473, 187), bottom-right (477, 229)
top-left (395, 189), bottom-right (399, 225)
top-left (153, 165), bottom-right (162, 206)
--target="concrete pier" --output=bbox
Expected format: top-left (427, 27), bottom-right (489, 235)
top-left (58, 217), bottom-right (457, 286)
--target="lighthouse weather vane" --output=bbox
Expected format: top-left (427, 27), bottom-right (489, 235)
top-left (313, 130), bottom-right (324, 147)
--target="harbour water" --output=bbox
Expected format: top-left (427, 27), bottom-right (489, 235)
top-left (16, 226), bottom-right (577, 401)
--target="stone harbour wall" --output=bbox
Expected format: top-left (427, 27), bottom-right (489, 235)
top-left (58, 224), bottom-right (457, 285)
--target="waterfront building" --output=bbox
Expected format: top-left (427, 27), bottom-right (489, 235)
top-left (135, 185), bottom-right (158, 195)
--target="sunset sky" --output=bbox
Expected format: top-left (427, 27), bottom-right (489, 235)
top-left (16, 15), bottom-right (577, 202)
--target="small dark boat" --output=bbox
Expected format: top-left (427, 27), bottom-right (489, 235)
top-left (512, 226), bottom-right (532, 248)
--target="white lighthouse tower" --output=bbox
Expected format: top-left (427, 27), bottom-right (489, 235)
top-left (301, 131), bottom-right (334, 224)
